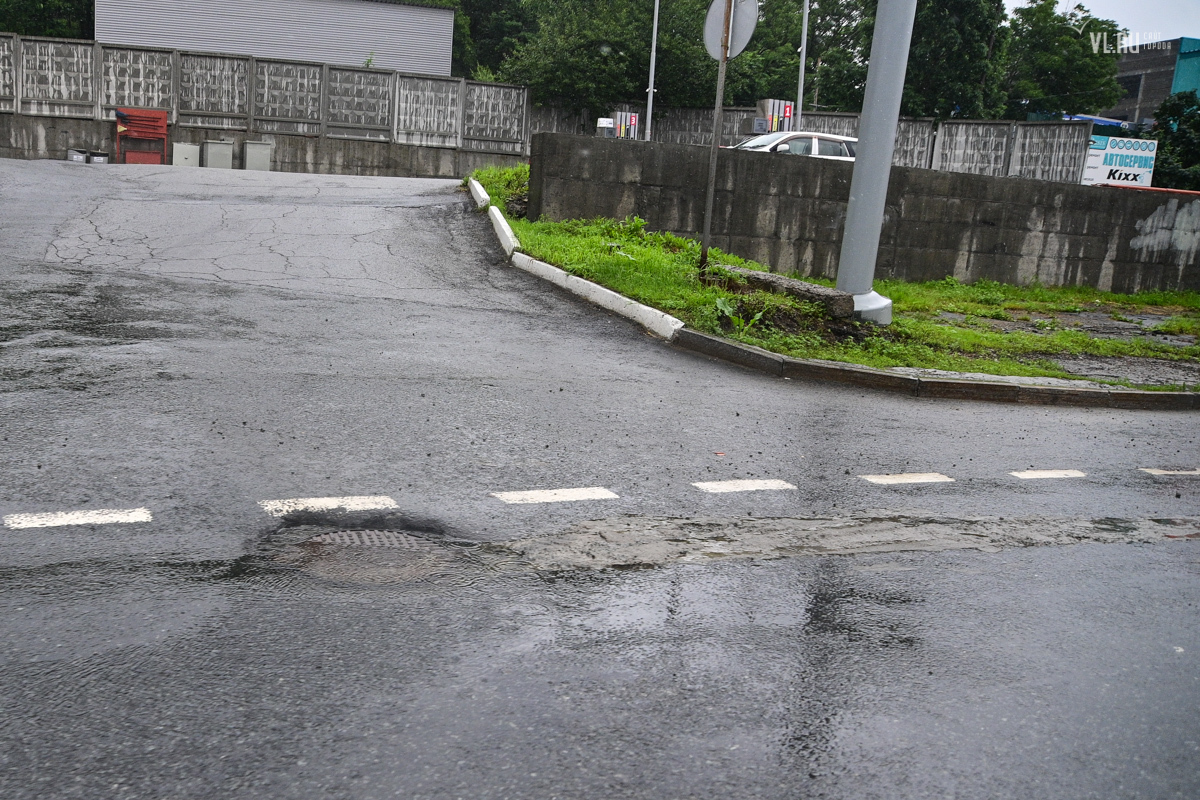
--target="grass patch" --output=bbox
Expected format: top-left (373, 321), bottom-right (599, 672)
top-left (471, 166), bottom-right (1200, 388)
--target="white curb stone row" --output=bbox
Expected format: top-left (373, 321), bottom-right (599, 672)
top-left (475, 180), bottom-right (684, 342)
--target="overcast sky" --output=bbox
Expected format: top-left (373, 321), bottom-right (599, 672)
top-left (1003, 0), bottom-right (1200, 41)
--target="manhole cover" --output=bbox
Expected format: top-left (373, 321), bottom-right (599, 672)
top-left (268, 526), bottom-right (468, 584)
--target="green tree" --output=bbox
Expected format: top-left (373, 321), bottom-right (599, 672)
top-left (453, 0), bottom-right (534, 79)
top-left (903, 0), bottom-right (1008, 118)
top-left (0, 0), bottom-right (93, 39)
top-left (1003, 0), bottom-right (1120, 118)
top-left (1151, 91), bottom-right (1200, 191)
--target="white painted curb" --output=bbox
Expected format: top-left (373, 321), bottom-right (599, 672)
top-left (511, 253), bottom-right (684, 341)
top-left (488, 205), bottom-right (520, 256)
top-left (478, 196), bottom-right (683, 341)
top-left (468, 178), bottom-right (490, 208)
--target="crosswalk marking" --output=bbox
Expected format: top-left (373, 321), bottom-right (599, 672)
top-left (692, 479), bottom-right (798, 493)
top-left (1010, 469), bottom-right (1086, 480)
top-left (859, 473), bottom-right (955, 485)
top-left (259, 495), bottom-right (399, 517)
top-left (3, 508), bottom-right (153, 529)
top-left (490, 487), bottom-right (619, 504)
top-left (1140, 468), bottom-right (1200, 476)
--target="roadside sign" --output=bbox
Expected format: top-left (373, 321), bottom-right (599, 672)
top-left (703, 0), bottom-right (758, 61)
top-left (1082, 135), bottom-right (1157, 188)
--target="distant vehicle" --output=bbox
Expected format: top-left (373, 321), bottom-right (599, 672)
top-left (727, 131), bottom-right (856, 162)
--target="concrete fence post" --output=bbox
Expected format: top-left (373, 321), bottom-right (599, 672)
top-left (93, 42), bottom-right (103, 121)
top-left (246, 56), bottom-right (257, 134)
top-left (13, 34), bottom-right (21, 116)
top-left (170, 50), bottom-right (180, 126)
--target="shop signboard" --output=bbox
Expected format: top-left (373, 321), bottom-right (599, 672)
top-left (1082, 134), bottom-right (1157, 187)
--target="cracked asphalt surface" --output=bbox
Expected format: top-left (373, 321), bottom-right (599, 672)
top-left (1, 160), bottom-right (1198, 799)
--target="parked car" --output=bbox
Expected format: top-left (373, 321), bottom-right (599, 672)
top-left (727, 131), bottom-right (856, 162)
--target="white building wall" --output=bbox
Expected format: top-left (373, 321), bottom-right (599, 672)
top-left (95, 0), bottom-right (453, 75)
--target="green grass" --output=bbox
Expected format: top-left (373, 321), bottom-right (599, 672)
top-left (470, 166), bottom-right (1200, 388)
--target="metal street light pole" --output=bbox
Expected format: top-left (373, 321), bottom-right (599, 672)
top-left (795, 0), bottom-right (809, 130)
top-left (645, 0), bottom-right (661, 141)
top-left (834, 0), bottom-right (918, 325)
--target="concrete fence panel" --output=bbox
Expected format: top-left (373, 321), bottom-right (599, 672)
top-left (797, 112), bottom-right (859, 137)
top-left (326, 67), bottom-right (392, 140)
top-left (934, 120), bottom-right (1013, 176)
top-left (254, 59), bottom-right (323, 136)
top-left (19, 37), bottom-right (95, 117)
top-left (462, 81), bottom-right (527, 154)
top-left (101, 46), bottom-right (173, 119)
top-left (1008, 120), bottom-right (1090, 183)
top-left (894, 118), bottom-right (935, 168)
top-left (178, 52), bottom-right (248, 129)
top-left (394, 75), bottom-right (460, 148)
top-left (0, 35), bottom-right (14, 112)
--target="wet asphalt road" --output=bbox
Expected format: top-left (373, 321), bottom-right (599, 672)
top-left (1, 160), bottom-right (1198, 799)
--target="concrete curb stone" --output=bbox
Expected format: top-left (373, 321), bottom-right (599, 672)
top-left (475, 191), bottom-right (1197, 409)
top-left (488, 205), bottom-right (520, 256)
top-left (468, 178), bottom-right (490, 209)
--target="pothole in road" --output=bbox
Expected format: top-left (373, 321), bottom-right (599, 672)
top-left (249, 511), bottom-right (1200, 582)
top-left (499, 515), bottom-right (1200, 571)
top-left (257, 512), bottom-right (516, 586)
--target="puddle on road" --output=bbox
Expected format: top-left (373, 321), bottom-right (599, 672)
top-left (252, 510), bottom-right (1199, 582)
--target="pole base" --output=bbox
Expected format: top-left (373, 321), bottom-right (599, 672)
top-left (853, 290), bottom-right (893, 325)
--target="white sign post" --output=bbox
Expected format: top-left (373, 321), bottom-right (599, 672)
top-left (1081, 135), bottom-right (1158, 188)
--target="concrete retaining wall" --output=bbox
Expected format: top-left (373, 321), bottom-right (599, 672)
top-left (528, 133), bottom-right (1200, 293)
top-left (0, 114), bottom-right (524, 177)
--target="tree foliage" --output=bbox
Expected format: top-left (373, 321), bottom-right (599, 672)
top-left (1002, 0), bottom-right (1121, 118)
top-left (0, 0), bottom-right (92, 39)
top-left (1151, 91), bottom-right (1200, 191)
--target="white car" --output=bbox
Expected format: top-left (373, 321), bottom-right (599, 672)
top-left (728, 130), bottom-right (856, 161)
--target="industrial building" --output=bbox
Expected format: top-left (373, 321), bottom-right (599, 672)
top-left (1100, 37), bottom-right (1200, 125)
top-left (94, 0), bottom-right (454, 76)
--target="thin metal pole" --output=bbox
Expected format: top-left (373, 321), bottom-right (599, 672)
top-left (795, 0), bottom-right (809, 130)
top-left (700, 0), bottom-right (734, 272)
top-left (645, 0), bottom-right (660, 141)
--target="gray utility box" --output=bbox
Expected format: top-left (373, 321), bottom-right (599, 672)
top-left (243, 141), bottom-right (273, 171)
top-left (201, 140), bottom-right (233, 169)
top-left (173, 143), bottom-right (200, 167)
top-left (66, 149), bottom-right (87, 163)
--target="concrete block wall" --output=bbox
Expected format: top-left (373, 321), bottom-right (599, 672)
top-left (0, 114), bottom-right (524, 178)
top-left (528, 133), bottom-right (1200, 293)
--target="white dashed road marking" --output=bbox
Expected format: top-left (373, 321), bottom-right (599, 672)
top-left (3, 508), bottom-right (153, 529)
top-left (859, 473), bottom-right (955, 485)
top-left (490, 487), bottom-right (620, 504)
top-left (692, 479), bottom-right (798, 493)
top-left (1010, 469), bottom-right (1087, 480)
top-left (259, 495), bottom-right (399, 517)
top-left (1141, 468), bottom-right (1200, 476)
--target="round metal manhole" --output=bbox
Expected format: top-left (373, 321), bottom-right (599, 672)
top-left (269, 527), bottom-right (474, 585)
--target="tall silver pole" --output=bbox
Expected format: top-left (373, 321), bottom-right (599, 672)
top-left (645, 0), bottom-right (661, 141)
top-left (795, 0), bottom-right (809, 130)
top-left (700, 0), bottom-right (734, 271)
top-left (834, 0), bottom-right (917, 324)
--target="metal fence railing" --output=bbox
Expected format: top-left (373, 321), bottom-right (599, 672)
top-left (0, 32), bottom-right (529, 154)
